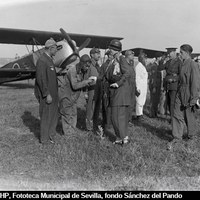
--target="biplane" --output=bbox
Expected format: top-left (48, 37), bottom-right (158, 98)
top-left (0, 27), bottom-right (123, 84)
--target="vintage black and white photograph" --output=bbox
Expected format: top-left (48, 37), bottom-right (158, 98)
top-left (0, 0), bottom-right (200, 191)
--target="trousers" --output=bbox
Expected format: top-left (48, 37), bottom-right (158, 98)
top-left (172, 95), bottom-right (197, 139)
top-left (111, 106), bottom-right (129, 139)
top-left (166, 90), bottom-right (177, 117)
top-left (39, 98), bottom-right (58, 143)
top-left (59, 98), bottom-right (77, 135)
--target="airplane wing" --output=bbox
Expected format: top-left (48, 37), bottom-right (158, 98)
top-left (123, 47), bottom-right (200, 59)
top-left (122, 48), bottom-right (166, 58)
top-left (0, 68), bottom-right (35, 84)
top-left (0, 27), bottom-right (123, 49)
top-left (191, 53), bottom-right (200, 59)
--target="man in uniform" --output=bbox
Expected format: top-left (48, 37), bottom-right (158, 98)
top-left (124, 50), bottom-right (136, 124)
top-left (85, 48), bottom-right (101, 132)
top-left (159, 48), bottom-right (182, 119)
top-left (59, 54), bottom-right (94, 135)
top-left (34, 38), bottom-right (58, 144)
top-left (148, 52), bottom-right (163, 118)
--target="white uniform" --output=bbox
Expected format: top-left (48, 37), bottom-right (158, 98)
top-left (135, 62), bottom-right (148, 116)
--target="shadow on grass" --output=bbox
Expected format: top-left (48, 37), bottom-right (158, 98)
top-left (132, 117), bottom-right (173, 141)
top-left (76, 107), bottom-right (116, 142)
top-left (1, 82), bottom-right (34, 89)
top-left (21, 111), bottom-right (40, 141)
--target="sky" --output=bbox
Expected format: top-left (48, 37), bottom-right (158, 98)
top-left (0, 0), bottom-right (200, 58)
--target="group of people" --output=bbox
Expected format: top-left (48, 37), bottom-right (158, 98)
top-left (34, 37), bottom-right (200, 150)
top-left (148, 46), bottom-right (200, 150)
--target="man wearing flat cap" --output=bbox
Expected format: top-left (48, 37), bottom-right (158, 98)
top-left (84, 47), bottom-right (101, 133)
top-left (159, 47), bottom-right (182, 120)
top-left (59, 54), bottom-right (94, 135)
top-left (34, 38), bottom-right (59, 144)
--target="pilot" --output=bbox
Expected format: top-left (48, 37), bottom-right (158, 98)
top-left (124, 50), bottom-right (136, 124)
top-left (34, 38), bottom-right (59, 144)
top-left (159, 47), bottom-right (182, 120)
top-left (59, 54), bottom-right (93, 135)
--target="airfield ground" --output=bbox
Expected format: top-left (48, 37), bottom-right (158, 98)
top-left (1, 80), bottom-right (200, 190)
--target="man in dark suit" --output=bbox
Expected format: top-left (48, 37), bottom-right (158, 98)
top-left (99, 50), bottom-right (114, 135)
top-left (106, 39), bottom-right (132, 145)
top-left (84, 48), bottom-right (101, 131)
top-left (34, 38), bottom-right (58, 144)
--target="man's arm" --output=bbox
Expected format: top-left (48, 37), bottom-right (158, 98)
top-left (115, 56), bottom-right (130, 87)
top-left (190, 62), bottom-right (200, 106)
top-left (68, 67), bottom-right (92, 90)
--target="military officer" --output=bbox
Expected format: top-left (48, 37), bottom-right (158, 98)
top-left (124, 50), bottom-right (136, 123)
top-left (159, 48), bottom-right (182, 119)
top-left (149, 52), bottom-right (163, 118)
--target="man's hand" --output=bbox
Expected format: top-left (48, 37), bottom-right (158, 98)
top-left (84, 93), bottom-right (89, 100)
top-left (135, 89), bottom-right (140, 97)
top-left (110, 83), bottom-right (119, 88)
top-left (85, 79), bottom-right (93, 85)
top-left (46, 94), bottom-right (52, 104)
top-left (88, 76), bottom-right (97, 82)
top-left (168, 78), bottom-right (173, 83)
top-left (196, 99), bottom-right (200, 108)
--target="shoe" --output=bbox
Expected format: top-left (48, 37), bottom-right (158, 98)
top-left (94, 125), bottom-right (104, 137)
top-left (123, 136), bottom-right (129, 144)
top-left (113, 139), bottom-right (123, 145)
top-left (60, 130), bottom-right (65, 136)
top-left (86, 119), bottom-right (93, 131)
top-left (49, 136), bottom-right (55, 144)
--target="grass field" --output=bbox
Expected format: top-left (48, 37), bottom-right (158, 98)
top-left (1, 80), bottom-right (200, 190)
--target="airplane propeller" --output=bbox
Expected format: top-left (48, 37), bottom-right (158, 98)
top-left (58, 28), bottom-right (91, 72)
top-left (59, 28), bottom-right (91, 56)
top-left (77, 38), bottom-right (91, 52)
top-left (60, 28), bottom-right (76, 52)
